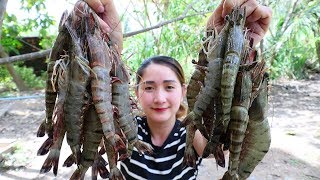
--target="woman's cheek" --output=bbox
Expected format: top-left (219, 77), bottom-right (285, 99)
top-left (139, 91), bottom-right (153, 104)
top-left (171, 91), bottom-right (183, 106)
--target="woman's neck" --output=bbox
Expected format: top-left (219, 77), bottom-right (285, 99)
top-left (147, 118), bottom-right (176, 147)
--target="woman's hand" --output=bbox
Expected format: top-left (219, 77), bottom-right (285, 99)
top-left (207, 0), bottom-right (272, 47)
top-left (84, 0), bottom-right (123, 53)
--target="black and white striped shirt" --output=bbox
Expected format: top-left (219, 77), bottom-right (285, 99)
top-left (120, 116), bottom-right (201, 180)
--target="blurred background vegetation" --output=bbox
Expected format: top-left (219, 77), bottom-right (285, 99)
top-left (0, 0), bottom-right (319, 95)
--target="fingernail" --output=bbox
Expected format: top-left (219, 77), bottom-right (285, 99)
top-left (97, 5), bottom-right (104, 13)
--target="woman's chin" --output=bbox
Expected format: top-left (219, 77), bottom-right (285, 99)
top-left (148, 113), bottom-right (173, 123)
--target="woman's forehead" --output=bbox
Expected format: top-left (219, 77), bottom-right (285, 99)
top-left (142, 80), bottom-right (178, 85)
top-left (140, 65), bottom-right (179, 83)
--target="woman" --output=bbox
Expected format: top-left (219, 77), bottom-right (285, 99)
top-left (118, 55), bottom-right (206, 179)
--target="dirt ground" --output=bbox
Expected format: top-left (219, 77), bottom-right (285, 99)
top-left (0, 74), bottom-right (320, 180)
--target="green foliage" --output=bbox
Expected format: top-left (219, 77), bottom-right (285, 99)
top-left (2, 0), bottom-right (56, 51)
top-left (0, 64), bottom-right (46, 91)
top-left (0, 66), bottom-right (15, 90)
top-left (264, 0), bottom-right (320, 79)
top-left (15, 65), bottom-right (46, 89)
top-left (1, 0), bottom-right (319, 93)
top-left (1, 0), bottom-right (55, 91)
top-left (122, 0), bottom-right (218, 80)
top-left (0, 142), bottom-right (31, 170)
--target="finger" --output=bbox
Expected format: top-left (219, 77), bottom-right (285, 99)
top-left (239, 0), bottom-right (259, 19)
top-left (99, 0), bottom-right (122, 36)
top-left (206, 2), bottom-right (224, 30)
top-left (247, 22), bottom-right (264, 37)
top-left (85, 0), bottom-right (105, 13)
top-left (246, 5), bottom-right (272, 32)
top-left (97, 16), bottom-right (112, 33)
top-left (247, 30), bottom-right (262, 47)
top-left (222, 0), bottom-right (248, 17)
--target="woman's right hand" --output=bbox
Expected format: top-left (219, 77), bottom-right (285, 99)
top-left (84, 0), bottom-right (123, 53)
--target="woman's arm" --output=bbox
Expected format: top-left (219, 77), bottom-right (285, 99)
top-left (193, 130), bottom-right (208, 157)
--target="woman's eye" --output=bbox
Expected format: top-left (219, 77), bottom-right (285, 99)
top-left (144, 86), bottom-right (154, 91)
top-left (166, 85), bottom-right (175, 90)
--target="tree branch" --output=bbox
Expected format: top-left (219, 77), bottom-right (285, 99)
top-left (0, 9), bottom-right (210, 64)
top-left (0, 49), bottom-right (51, 65)
top-left (280, 0), bottom-right (300, 35)
top-left (123, 10), bottom-right (210, 38)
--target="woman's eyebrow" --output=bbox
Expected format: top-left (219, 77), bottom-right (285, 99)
top-left (143, 81), bottom-right (155, 85)
top-left (163, 80), bottom-right (178, 84)
top-left (141, 80), bottom-right (177, 85)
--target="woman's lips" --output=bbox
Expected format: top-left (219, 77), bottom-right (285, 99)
top-left (153, 108), bottom-right (167, 112)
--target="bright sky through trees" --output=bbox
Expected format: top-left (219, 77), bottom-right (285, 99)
top-left (7, 0), bottom-right (74, 23)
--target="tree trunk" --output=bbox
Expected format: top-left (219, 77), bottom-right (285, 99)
top-left (0, 0), bottom-right (29, 91)
top-left (0, 45), bottom-right (29, 91)
top-left (0, 0), bottom-right (8, 31)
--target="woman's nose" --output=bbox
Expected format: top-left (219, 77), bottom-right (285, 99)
top-left (153, 89), bottom-right (166, 103)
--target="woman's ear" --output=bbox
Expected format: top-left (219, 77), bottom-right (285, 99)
top-left (135, 87), bottom-right (139, 100)
top-left (181, 84), bottom-right (187, 100)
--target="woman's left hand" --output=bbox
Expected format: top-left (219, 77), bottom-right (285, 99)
top-left (207, 0), bottom-right (272, 47)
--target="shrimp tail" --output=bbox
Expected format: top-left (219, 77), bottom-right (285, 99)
top-left (202, 141), bottom-right (225, 168)
top-left (62, 154), bottom-right (74, 167)
top-left (37, 138), bottom-right (53, 156)
top-left (91, 154), bottom-right (109, 179)
top-left (36, 120), bottom-right (46, 137)
top-left (39, 149), bottom-right (61, 175)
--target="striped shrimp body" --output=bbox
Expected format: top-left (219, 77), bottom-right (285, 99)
top-left (183, 48), bottom-right (208, 167)
top-left (110, 48), bottom-right (153, 158)
top-left (237, 70), bottom-right (271, 179)
top-left (220, 7), bottom-right (246, 131)
top-left (201, 29), bottom-right (227, 163)
top-left (103, 135), bottom-right (124, 180)
top-left (186, 50), bottom-right (208, 109)
top-left (40, 57), bottom-right (70, 176)
top-left (113, 115), bottom-right (129, 161)
top-left (63, 16), bottom-right (91, 165)
top-left (86, 10), bottom-right (123, 162)
top-left (222, 69), bottom-right (252, 180)
top-left (182, 19), bottom-right (230, 168)
top-left (70, 105), bottom-right (106, 179)
top-left (37, 10), bottom-right (71, 156)
top-left (202, 94), bottom-right (225, 168)
top-left (203, 8), bottom-right (247, 169)
top-left (182, 18), bottom-right (230, 133)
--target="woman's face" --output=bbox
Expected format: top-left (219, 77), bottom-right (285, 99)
top-left (136, 63), bottom-right (186, 124)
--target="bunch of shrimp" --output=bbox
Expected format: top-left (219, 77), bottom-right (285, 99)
top-left (181, 7), bottom-right (271, 180)
top-left (36, 2), bottom-right (152, 179)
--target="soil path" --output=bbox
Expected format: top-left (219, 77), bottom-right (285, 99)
top-left (0, 75), bottom-right (320, 179)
